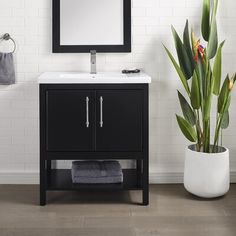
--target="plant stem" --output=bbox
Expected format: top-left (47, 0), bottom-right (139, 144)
top-left (221, 129), bottom-right (223, 147)
top-left (196, 109), bottom-right (202, 151)
top-left (213, 92), bottom-right (231, 152)
top-left (203, 119), bottom-right (210, 153)
top-left (213, 113), bottom-right (223, 152)
top-left (213, 114), bottom-right (220, 152)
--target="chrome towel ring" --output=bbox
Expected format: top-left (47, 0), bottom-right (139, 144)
top-left (0, 33), bottom-right (16, 53)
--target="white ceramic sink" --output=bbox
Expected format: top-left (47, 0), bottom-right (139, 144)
top-left (38, 72), bottom-right (151, 84)
top-left (59, 73), bottom-right (126, 79)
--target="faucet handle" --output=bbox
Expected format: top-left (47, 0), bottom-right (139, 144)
top-left (90, 50), bottom-right (96, 63)
top-left (90, 50), bottom-right (96, 55)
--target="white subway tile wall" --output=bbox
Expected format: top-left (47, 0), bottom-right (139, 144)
top-left (0, 0), bottom-right (235, 183)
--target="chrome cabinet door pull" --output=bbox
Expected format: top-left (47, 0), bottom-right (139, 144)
top-left (86, 96), bottom-right (89, 128)
top-left (100, 96), bottom-right (103, 127)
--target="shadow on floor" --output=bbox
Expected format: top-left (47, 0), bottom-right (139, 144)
top-left (0, 184), bottom-right (234, 206)
top-left (47, 190), bottom-right (135, 205)
top-left (155, 184), bottom-right (233, 202)
top-left (0, 184), bottom-right (140, 206)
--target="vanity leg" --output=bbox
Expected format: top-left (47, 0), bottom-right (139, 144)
top-left (142, 188), bottom-right (149, 206)
top-left (136, 160), bottom-right (142, 187)
top-left (40, 159), bottom-right (46, 206)
top-left (40, 190), bottom-right (46, 206)
top-left (142, 157), bottom-right (149, 206)
top-left (47, 160), bottom-right (51, 173)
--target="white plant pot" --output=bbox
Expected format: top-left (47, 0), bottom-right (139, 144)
top-left (184, 145), bottom-right (230, 198)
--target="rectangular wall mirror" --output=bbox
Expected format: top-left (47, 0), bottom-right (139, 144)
top-left (53, 0), bottom-right (131, 53)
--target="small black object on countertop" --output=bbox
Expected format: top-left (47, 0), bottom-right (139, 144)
top-left (122, 69), bottom-right (140, 74)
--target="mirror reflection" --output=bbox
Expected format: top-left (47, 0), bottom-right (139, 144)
top-left (60, 0), bottom-right (124, 46)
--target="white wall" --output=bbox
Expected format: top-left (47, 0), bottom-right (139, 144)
top-left (0, 0), bottom-right (236, 184)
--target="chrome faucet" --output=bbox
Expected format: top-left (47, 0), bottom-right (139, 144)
top-left (90, 50), bottom-right (96, 74)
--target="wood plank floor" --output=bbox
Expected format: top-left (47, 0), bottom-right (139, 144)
top-left (0, 184), bottom-right (235, 236)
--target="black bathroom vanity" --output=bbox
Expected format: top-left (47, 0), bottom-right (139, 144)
top-left (39, 72), bottom-right (151, 205)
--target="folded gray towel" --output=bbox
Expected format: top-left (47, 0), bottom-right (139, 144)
top-left (71, 161), bottom-right (123, 184)
top-left (72, 161), bottom-right (123, 177)
top-left (72, 175), bottom-right (123, 184)
top-left (0, 52), bottom-right (15, 85)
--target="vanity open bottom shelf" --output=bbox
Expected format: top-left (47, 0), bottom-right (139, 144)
top-left (47, 169), bottom-right (142, 191)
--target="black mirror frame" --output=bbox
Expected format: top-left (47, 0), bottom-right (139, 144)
top-left (52, 0), bottom-right (131, 53)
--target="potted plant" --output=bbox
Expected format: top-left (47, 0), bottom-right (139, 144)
top-left (164, 0), bottom-right (236, 198)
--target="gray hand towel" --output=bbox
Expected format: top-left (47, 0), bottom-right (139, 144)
top-left (71, 161), bottom-right (123, 184)
top-left (72, 175), bottom-right (123, 184)
top-left (0, 52), bottom-right (15, 85)
top-left (72, 161), bottom-right (123, 177)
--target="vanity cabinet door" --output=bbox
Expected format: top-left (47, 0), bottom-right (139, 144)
top-left (96, 90), bottom-right (143, 152)
top-left (46, 90), bottom-right (95, 151)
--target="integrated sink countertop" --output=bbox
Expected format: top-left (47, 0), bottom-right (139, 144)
top-left (37, 72), bottom-right (151, 84)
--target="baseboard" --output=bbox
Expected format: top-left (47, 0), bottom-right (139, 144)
top-left (149, 171), bottom-right (236, 184)
top-left (0, 171), bottom-right (236, 184)
top-left (230, 171), bottom-right (236, 183)
top-left (0, 172), bottom-right (39, 184)
top-left (149, 172), bottom-right (184, 184)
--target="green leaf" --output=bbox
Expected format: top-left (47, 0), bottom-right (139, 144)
top-left (233, 73), bottom-right (236, 83)
top-left (177, 91), bottom-right (196, 126)
top-left (206, 63), bottom-right (215, 122)
top-left (213, 41), bottom-right (225, 95)
top-left (171, 26), bottom-right (194, 80)
top-left (203, 64), bottom-right (213, 121)
top-left (218, 75), bottom-right (230, 114)
top-left (191, 71), bottom-right (201, 109)
top-left (207, 18), bottom-right (218, 59)
top-left (195, 55), bottom-right (206, 101)
top-left (183, 20), bottom-right (195, 71)
top-left (163, 45), bottom-right (190, 95)
top-left (221, 110), bottom-right (229, 129)
top-left (207, 0), bottom-right (218, 59)
top-left (201, 0), bottom-right (210, 41)
top-left (203, 94), bottom-right (212, 121)
top-left (195, 55), bottom-right (205, 105)
top-left (196, 55), bottom-right (205, 83)
top-left (212, 0), bottom-right (219, 17)
top-left (176, 115), bottom-right (197, 142)
top-left (224, 95), bottom-right (231, 114)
